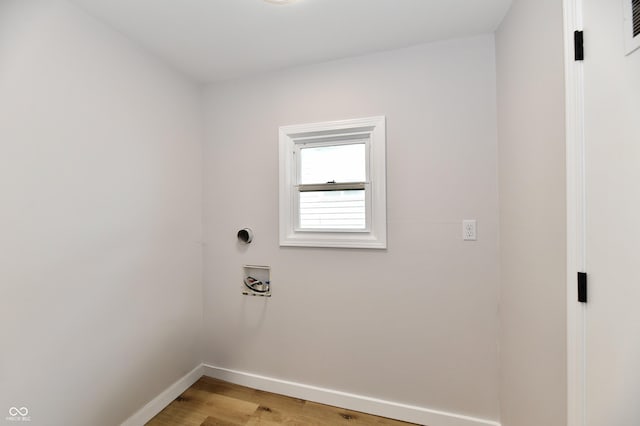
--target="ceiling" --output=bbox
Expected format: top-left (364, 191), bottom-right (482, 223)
top-left (71, 0), bottom-right (512, 83)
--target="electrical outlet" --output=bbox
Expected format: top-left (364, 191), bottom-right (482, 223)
top-left (463, 220), bottom-right (477, 241)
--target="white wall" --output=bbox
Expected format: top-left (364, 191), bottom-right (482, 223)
top-left (203, 36), bottom-right (501, 421)
top-left (0, 2), bottom-right (204, 425)
top-left (495, 0), bottom-right (567, 425)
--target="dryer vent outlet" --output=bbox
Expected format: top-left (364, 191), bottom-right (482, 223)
top-left (237, 228), bottom-right (254, 244)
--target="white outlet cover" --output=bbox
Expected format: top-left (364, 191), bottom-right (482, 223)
top-left (463, 220), bottom-right (477, 241)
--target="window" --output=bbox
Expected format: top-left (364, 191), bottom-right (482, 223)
top-left (279, 116), bottom-right (386, 248)
top-left (299, 142), bottom-right (366, 230)
top-left (624, 0), bottom-right (640, 54)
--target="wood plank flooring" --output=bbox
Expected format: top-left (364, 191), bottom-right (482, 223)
top-left (146, 376), bottom-right (418, 426)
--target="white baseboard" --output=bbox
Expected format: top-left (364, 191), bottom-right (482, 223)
top-left (202, 364), bottom-right (500, 426)
top-left (120, 364), bottom-right (204, 426)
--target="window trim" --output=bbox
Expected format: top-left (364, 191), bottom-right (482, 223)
top-left (279, 116), bottom-right (387, 249)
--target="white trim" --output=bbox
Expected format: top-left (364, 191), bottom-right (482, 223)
top-left (564, 0), bottom-right (587, 425)
top-left (279, 116), bottom-right (387, 249)
top-left (202, 364), bottom-right (500, 426)
top-left (120, 364), bottom-right (203, 426)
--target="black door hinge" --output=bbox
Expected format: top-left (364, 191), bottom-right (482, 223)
top-left (578, 272), bottom-right (587, 303)
top-left (574, 31), bottom-right (584, 61)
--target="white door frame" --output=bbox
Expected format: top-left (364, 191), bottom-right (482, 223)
top-left (563, 0), bottom-right (586, 424)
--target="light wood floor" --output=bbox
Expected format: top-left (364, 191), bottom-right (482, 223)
top-left (146, 376), bottom-right (418, 426)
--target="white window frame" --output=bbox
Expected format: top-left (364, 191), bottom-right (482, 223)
top-left (279, 116), bottom-right (387, 249)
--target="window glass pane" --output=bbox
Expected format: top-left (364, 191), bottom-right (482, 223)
top-left (299, 190), bottom-right (365, 229)
top-left (300, 143), bottom-right (365, 184)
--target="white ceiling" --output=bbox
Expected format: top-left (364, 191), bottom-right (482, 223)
top-left (71, 0), bottom-right (512, 83)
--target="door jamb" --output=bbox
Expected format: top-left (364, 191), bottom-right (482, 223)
top-left (564, 0), bottom-right (587, 424)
